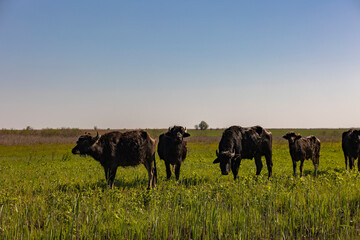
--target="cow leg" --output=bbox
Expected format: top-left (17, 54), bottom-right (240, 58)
top-left (165, 162), bottom-right (172, 179)
top-left (151, 154), bottom-right (157, 187)
top-left (293, 161), bottom-right (297, 177)
top-left (255, 155), bottom-right (263, 175)
top-left (299, 160), bottom-right (304, 177)
top-left (349, 157), bottom-right (354, 170)
top-left (313, 155), bottom-right (319, 177)
top-left (146, 153), bottom-right (157, 188)
top-left (104, 166), bottom-right (117, 189)
top-left (313, 161), bottom-right (319, 177)
top-left (231, 158), bottom-right (241, 180)
top-left (104, 166), bottom-right (110, 183)
top-left (109, 168), bottom-right (117, 189)
top-left (265, 153), bottom-right (273, 178)
top-left (144, 161), bottom-right (154, 189)
top-left (175, 163), bottom-right (181, 181)
top-left (352, 158), bottom-right (356, 170)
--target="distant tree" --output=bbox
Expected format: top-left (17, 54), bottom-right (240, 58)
top-left (25, 126), bottom-right (33, 131)
top-left (194, 125), bottom-right (199, 130)
top-left (199, 121), bottom-right (209, 130)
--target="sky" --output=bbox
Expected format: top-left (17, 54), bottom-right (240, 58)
top-left (1, 0), bottom-right (360, 129)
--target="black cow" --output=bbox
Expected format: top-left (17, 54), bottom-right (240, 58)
top-left (72, 130), bottom-right (157, 189)
top-left (283, 132), bottom-right (321, 177)
top-left (157, 126), bottom-right (190, 180)
top-left (342, 129), bottom-right (360, 170)
top-left (213, 126), bottom-right (273, 180)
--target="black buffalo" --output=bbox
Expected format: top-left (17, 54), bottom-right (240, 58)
top-left (342, 129), bottom-right (360, 170)
top-left (72, 130), bottom-right (157, 189)
top-left (283, 132), bottom-right (321, 177)
top-left (213, 126), bottom-right (273, 180)
top-left (157, 126), bottom-right (190, 180)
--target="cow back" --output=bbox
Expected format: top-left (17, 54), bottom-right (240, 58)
top-left (219, 126), bottom-right (243, 154)
top-left (115, 130), bottom-right (155, 166)
top-left (241, 126), bottom-right (272, 159)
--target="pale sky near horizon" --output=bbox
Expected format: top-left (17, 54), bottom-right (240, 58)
top-left (1, 1), bottom-right (360, 129)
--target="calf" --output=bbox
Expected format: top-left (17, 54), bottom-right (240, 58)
top-left (157, 126), bottom-right (190, 180)
top-left (342, 129), bottom-right (360, 170)
top-left (72, 130), bottom-right (157, 189)
top-left (283, 132), bottom-right (320, 177)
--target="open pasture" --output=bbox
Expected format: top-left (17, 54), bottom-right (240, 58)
top-left (0, 129), bottom-right (359, 239)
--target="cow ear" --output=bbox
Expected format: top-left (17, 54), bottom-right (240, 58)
top-left (213, 158), bottom-right (220, 164)
top-left (295, 135), bottom-right (302, 140)
top-left (165, 132), bottom-right (172, 137)
top-left (282, 134), bottom-right (288, 139)
top-left (183, 132), bottom-right (190, 138)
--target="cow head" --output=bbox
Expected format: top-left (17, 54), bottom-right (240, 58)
top-left (213, 149), bottom-right (235, 175)
top-left (350, 130), bottom-right (360, 143)
top-left (165, 126), bottom-right (190, 142)
top-left (72, 132), bottom-right (99, 155)
top-left (282, 132), bottom-right (301, 143)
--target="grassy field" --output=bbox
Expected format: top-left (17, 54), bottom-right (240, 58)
top-left (0, 129), bottom-right (359, 239)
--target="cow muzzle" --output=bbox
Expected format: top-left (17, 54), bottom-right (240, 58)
top-left (72, 148), bottom-right (80, 155)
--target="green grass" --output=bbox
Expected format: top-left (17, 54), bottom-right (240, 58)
top-left (0, 130), bottom-right (360, 239)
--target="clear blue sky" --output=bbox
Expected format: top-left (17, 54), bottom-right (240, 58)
top-left (1, 0), bottom-right (360, 129)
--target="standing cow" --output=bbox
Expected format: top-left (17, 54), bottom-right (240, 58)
top-left (72, 130), bottom-right (157, 189)
top-left (282, 132), bottom-right (321, 177)
top-left (157, 126), bottom-right (190, 180)
top-left (342, 129), bottom-right (360, 170)
top-left (213, 126), bottom-right (273, 180)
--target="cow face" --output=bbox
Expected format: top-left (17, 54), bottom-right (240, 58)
top-left (72, 132), bottom-right (99, 155)
top-left (351, 130), bottom-right (360, 143)
top-left (213, 150), bottom-right (235, 175)
top-left (282, 132), bottom-right (301, 143)
top-left (165, 126), bottom-right (190, 142)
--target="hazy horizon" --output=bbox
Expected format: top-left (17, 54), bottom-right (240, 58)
top-left (0, 126), bottom-right (357, 131)
top-left (1, 1), bottom-right (360, 129)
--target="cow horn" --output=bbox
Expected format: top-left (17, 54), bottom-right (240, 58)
top-left (94, 131), bottom-right (99, 140)
top-left (184, 127), bottom-right (187, 132)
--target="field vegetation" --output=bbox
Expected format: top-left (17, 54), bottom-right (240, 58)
top-left (0, 128), bottom-right (359, 239)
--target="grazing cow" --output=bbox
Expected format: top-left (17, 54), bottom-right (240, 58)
top-left (342, 129), bottom-right (360, 170)
top-left (213, 126), bottom-right (273, 180)
top-left (72, 130), bottom-right (157, 189)
top-left (157, 126), bottom-right (190, 180)
top-left (283, 132), bottom-right (321, 177)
